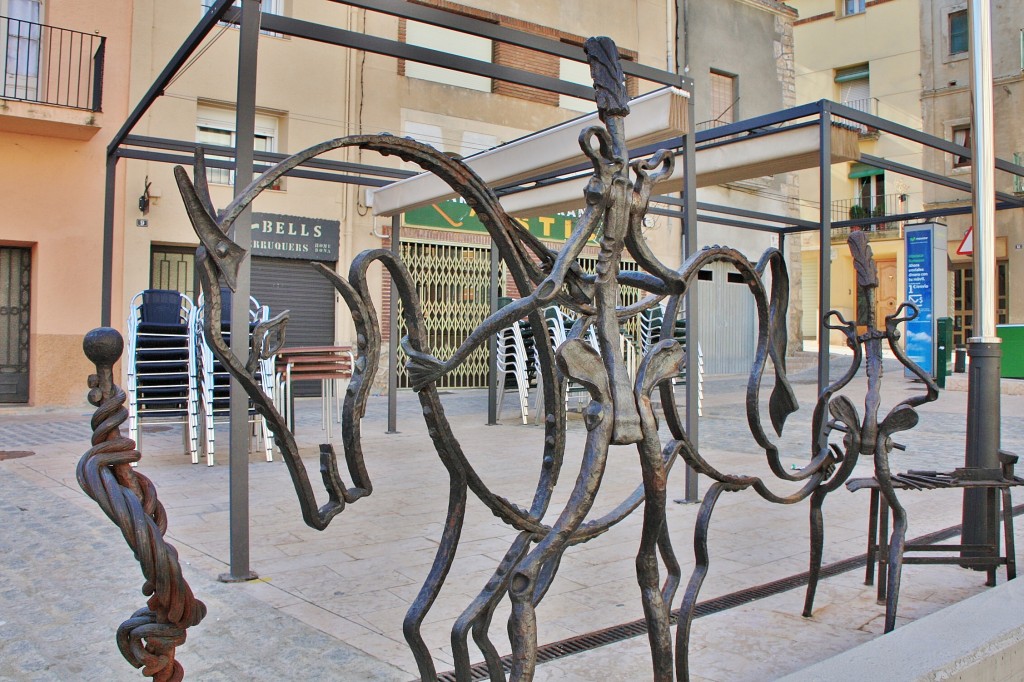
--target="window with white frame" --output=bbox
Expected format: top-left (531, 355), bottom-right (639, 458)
top-left (952, 124), bottom-right (971, 169)
top-left (404, 22), bottom-right (491, 92)
top-left (201, 0), bottom-right (281, 16)
top-left (709, 70), bottom-right (737, 127)
top-left (842, 0), bottom-right (866, 17)
top-left (196, 104), bottom-right (281, 189)
top-left (835, 64), bottom-right (869, 112)
top-left (3, 0), bottom-right (42, 101)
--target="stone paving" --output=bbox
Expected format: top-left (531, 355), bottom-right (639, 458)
top-left (1, 353), bottom-right (1022, 681)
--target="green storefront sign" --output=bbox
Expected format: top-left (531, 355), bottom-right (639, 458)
top-left (405, 199), bottom-right (586, 242)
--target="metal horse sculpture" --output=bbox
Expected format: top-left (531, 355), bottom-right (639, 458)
top-left (173, 37), bottom-right (935, 681)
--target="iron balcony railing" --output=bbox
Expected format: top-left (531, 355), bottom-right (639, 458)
top-left (1, 15), bottom-right (105, 112)
top-left (830, 193), bottom-right (907, 243)
top-left (834, 97), bottom-right (878, 135)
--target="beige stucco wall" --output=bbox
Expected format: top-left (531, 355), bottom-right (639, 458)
top-left (122, 0), bottom-right (679, 367)
top-left (921, 0), bottom-right (1024, 327)
top-left (790, 0), bottom-right (924, 344)
top-left (0, 1), bottom-right (133, 405)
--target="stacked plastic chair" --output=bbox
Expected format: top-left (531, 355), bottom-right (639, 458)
top-left (126, 289), bottom-right (200, 462)
top-left (639, 303), bottom-right (704, 415)
top-left (191, 288), bottom-right (274, 466)
top-left (495, 320), bottom-right (533, 424)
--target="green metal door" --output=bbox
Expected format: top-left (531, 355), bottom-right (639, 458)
top-left (0, 247), bottom-right (31, 403)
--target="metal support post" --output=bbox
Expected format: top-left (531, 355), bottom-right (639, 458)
top-left (387, 214), bottom-right (400, 434)
top-left (682, 92), bottom-right (699, 503)
top-left (962, 0), bottom-right (1002, 560)
top-left (817, 103), bottom-right (833, 394)
top-left (101, 155), bottom-right (117, 327)
top-left (487, 244), bottom-right (499, 425)
top-left (221, 0), bottom-right (260, 584)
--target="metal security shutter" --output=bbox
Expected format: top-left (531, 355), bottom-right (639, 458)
top-left (696, 262), bottom-right (756, 375)
top-left (251, 257), bottom-right (336, 396)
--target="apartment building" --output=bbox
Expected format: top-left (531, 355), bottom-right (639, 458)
top-left (921, 0), bottom-right (1024, 347)
top-left (0, 0), bottom-right (133, 404)
top-left (790, 0), bottom-right (925, 344)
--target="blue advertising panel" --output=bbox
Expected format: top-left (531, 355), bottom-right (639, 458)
top-left (905, 226), bottom-right (933, 375)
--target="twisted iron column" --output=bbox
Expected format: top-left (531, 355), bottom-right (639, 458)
top-left (76, 327), bottom-right (207, 682)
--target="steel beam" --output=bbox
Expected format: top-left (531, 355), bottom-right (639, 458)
top-left (221, 0), bottom-right (260, 584)
top-left (387, 214), bottom-right (400, 434)
top-left (817, 103), bottom-right (832, 394)
top-left (327, 0), bottom-right (684, 88)
top-left (255, 14), bottom-right (596, 100)
top-left (682, 93), bottom-right (699, 504)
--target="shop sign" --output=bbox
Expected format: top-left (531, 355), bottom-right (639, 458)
top-left (250, 212), bottom-right (339, 261)
top-left (404, 199), bottom-right (586, 242)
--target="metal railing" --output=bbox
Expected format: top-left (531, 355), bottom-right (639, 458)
top-left (830, 193), bottom-right (907, 243)
top-left (835, 97), bottom-right (878, 135)
top-left (1, 15), bottom-right (105, 111)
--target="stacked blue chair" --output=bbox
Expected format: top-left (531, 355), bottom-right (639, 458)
top-left (126, 289), bottom-right (200, 462)
top-left (192, 288), bottom-right (274, 466)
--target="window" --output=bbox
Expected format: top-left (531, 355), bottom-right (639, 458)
top-left (709, 70), bottom-right (737, 126)
top-left (3, 0), bottom-right (41, 101)
top-left (952, 124), bottom-right (971, 168)
top-left (404, 22), bottom-right (491, 92)
top-left (835, 64), bottom-right (869, 109)
top-left (201, 0), bottom-right (281, 16)
top-left (949, 10), bottom-right (968, 55)
top-left (559, 57), bottom-right (593, 113)
top-left (1015, 152), bottom-right (1024, 194)
top-left (151, 246), bottom-right (196, 301)
top-left (842, 0), bottom-right (865, 17)
top-left (196, 104), bottom-right (281, 189)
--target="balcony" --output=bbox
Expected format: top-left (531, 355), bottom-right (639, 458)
top-left (835, 97), bottom-right (878, 137)
top-left (2, 15), bottom-right (105, 111)
top-left (830, 193), bottom-right (907, 244)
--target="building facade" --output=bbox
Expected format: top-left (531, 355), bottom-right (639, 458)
top-left (790, 0), bottom-right (925, 346)
top-left (921, 0), bottom-right (1023, 347)
top-left (0, 0), bottom-right (133, 404)
top-left (681, 0), bottom-right (803, 365)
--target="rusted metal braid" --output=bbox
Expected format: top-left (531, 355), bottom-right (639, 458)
top-left (77, 327), bottom-right (207, 682)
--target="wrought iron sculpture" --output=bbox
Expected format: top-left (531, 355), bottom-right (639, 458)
top-left (172, 37), bottom-right (935, 681)
top-left (77, 327), bottom-right (207, 682)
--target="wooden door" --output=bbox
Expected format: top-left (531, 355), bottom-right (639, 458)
top-left (875, 258), bottom-right (898, 325)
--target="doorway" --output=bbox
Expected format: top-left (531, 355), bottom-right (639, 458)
top-left (0, 246), bottom-right (31, 402)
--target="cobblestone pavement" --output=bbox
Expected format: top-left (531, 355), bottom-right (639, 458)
top-left (1, 353), bottom-right (1022, 681)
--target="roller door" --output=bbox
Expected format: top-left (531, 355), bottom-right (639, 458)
top-left (251, 257), bottom-right (336, 396)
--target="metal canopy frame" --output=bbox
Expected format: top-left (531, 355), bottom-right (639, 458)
top-left (101, 0), bottom-right (1024, 583)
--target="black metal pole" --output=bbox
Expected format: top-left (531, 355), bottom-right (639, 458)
top-left (101, 154), bottom-right (117, 327)
top-left (817, 103), bottom-right (832, 394)
top-left (387, 214), bottom-right (399, 434)
top-left (221, 0), bottom-right (259, 584)
top-left (962, 0), bottom-right (1002, 560)
top-left (683, 93), bottom-right (699, 504)
top-left (487, 242), bottom-right (499, 425)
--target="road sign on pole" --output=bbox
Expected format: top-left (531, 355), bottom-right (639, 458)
top-left (956, 226), bottom-right (974, 256)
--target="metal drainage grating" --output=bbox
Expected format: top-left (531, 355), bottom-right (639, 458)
top-left (0, 450), bottom-right (34, 460)
top-left (433, 503), bottom-right (1024, 682)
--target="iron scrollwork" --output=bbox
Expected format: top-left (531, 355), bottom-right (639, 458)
top-left (78, 327), bottom-right (207, 682)
top-left (173, 36), bottom-right (935, 681)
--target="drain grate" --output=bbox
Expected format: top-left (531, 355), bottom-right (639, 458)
top-left (433, 504), bottom-right (1023, 682)
top-left (0, 450), bottom-right (34, 460)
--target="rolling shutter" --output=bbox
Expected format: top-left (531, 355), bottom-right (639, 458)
top-left (251, 257), bottom-right (337, 396)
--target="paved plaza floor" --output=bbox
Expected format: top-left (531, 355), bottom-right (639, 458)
top-left (1, 354), bottom-right (1023, 680)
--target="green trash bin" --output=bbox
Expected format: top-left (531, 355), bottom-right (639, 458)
top-left (997, 324), bottom-right (1024, 379)
top-left (936, 317), bottom-right (953, 388)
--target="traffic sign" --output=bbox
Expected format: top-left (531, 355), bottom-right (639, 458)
top-left (956, 226), bottom-right (974, 256)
